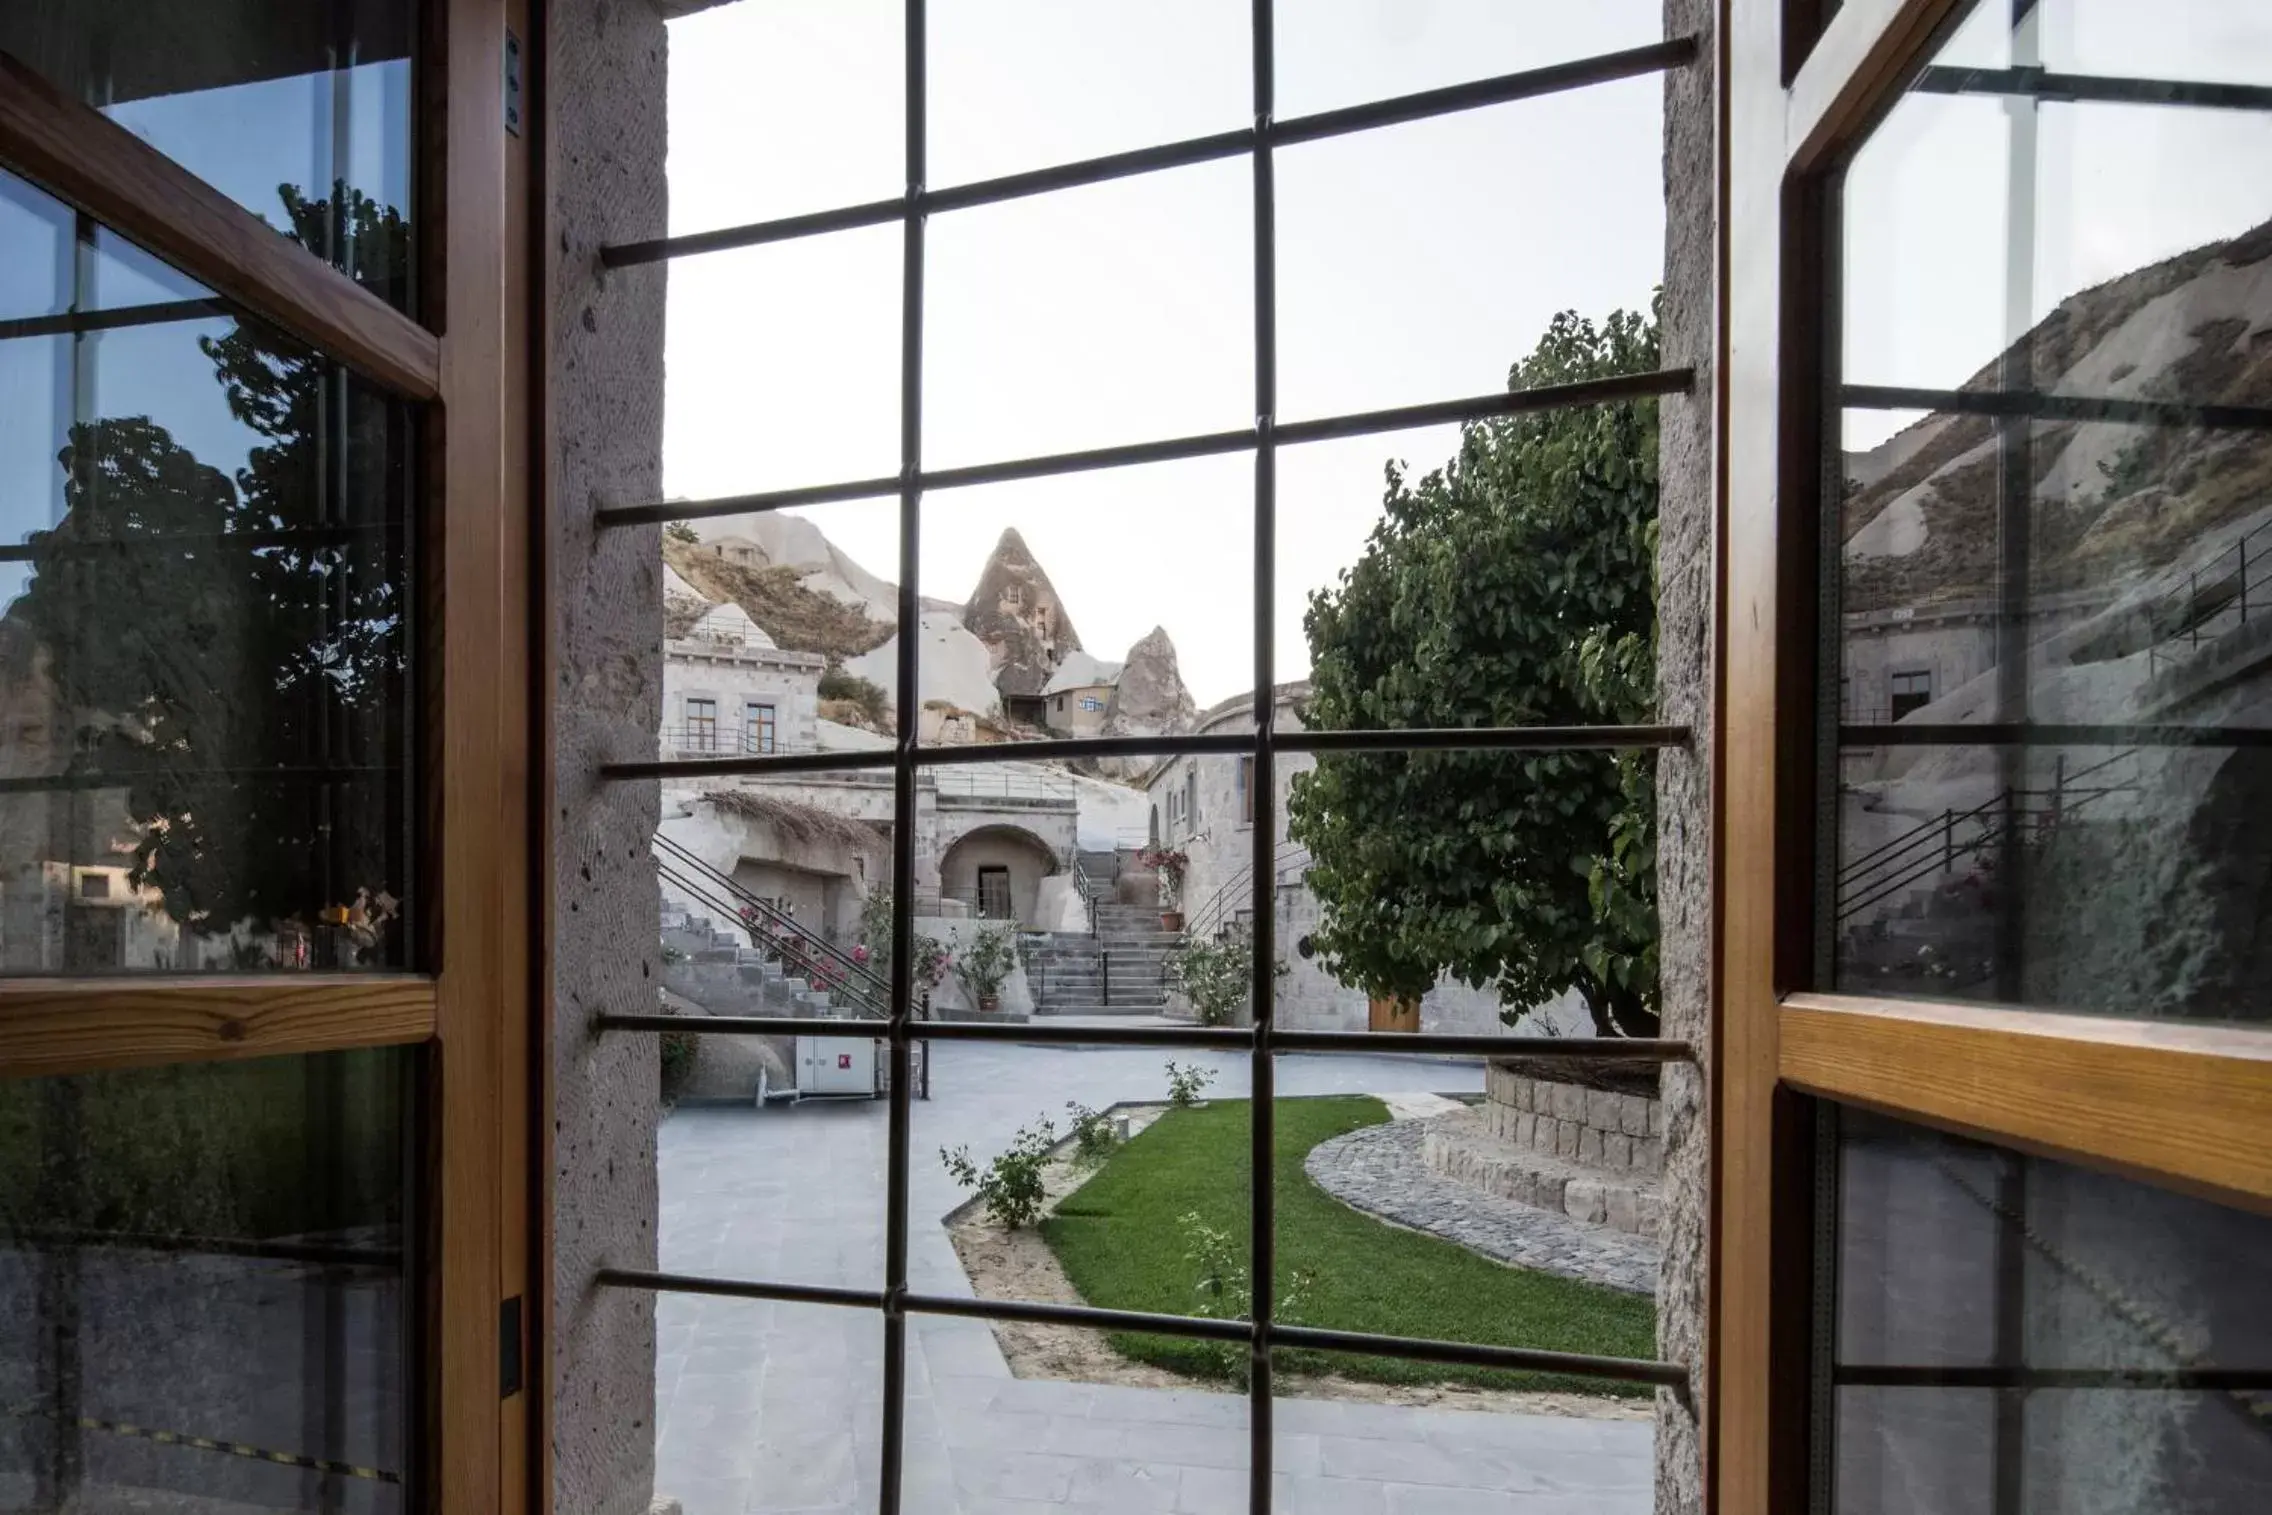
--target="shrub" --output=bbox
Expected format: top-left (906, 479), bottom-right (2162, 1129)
top-left (956, 922), bottom-right (1020, 1005)
top-left (1065, 1101), bottom-right (1119, 1161)
top-left (1167, 928), bottom-right (1286, 1027)
top-left (858, 888), bottom-right (951, 1003)
top-left (1164, 1060), bottom-right (1215, 1109)
top-left (658, 1028), bottom-right (699, 1102)
top-left (1181, 1210), bottom-right (1314, 1383)
top-left (819, 666), bottom-right (891, 728)
top-left (941, 1117), bottom-right (1057, 1229)
top-left (664, 521), bottom-right (700, 544)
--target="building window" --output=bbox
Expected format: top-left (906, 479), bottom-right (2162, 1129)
top-left (78, 872), bottom-right (110, 900)
top-left (1887, 669), bottom-right (1931, 721)
top-left (1080, 695), bottom-right (1103, 712)
top-left (745, 700), bottom-right (776, 754)
top-left (685, 697), bottom-right (718, 751)
top-left (1055, 694), bottom-right (1065, 712)
top-left (1238, 756), bottom-right (1255, 826)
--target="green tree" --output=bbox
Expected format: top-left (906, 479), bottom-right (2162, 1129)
top-left (1288, 305), bottom-right (1661, 1037)
top-left (9, 185), bottom-right (411, 958)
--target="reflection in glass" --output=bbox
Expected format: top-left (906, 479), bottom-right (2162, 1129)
top-left (0, 0), bottom-right (417, 312)
top-left (0, 168), bottom-right (414, 974)
top-left (1827, 0), bottom-right (2272, 1019)
top-left (0, 1049), bottom-right (412, 1514)
top-left (1827, 1106), bottom-right (2272, 1515)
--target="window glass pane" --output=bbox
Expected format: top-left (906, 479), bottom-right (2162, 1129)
top-left (1827, 0), bottom-right (2272, 1021)
top-left (928, 0), bottom-right (1248, 188)
top-left (1277, 77), bottom-right (1664, 422)
top-left (0, 1047), bottom-right (413, 1512)
top-left (916, 457), bottom-right (1254, 744)
top-left (667, 0), bottom-right (904, 239)
top-left (0, 166), bottom-right (416, 974)
top-left (925, 160), bottom-right (1251, 469)
top-left (1827, 1106), bottom-right (2272, 1515)
top-left (1272, 0), bottom-right (1661, 120)
top-left (664, 227), bottom-right (902, 501)
top-left (2047, 0), bottom-right (2272, 90)
top-left (0, 0), bottom-right (417, 313)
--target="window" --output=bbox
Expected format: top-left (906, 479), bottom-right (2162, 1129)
top-left (1885, 669), bottom-right (1931, 722)
top-left (0, 1), bottom-right (535, 1508)
top-left (600, 8), bottom-right (1700, 1514)
top-left (1722, 2), bottom-right (2272, 1509)
top-left (684, 697), bottom-right (718, 751)
top-left (746, 700), bottom-right (776, 754)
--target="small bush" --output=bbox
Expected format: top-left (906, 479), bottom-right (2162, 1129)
top-left (942, 1117), bottom-right (1056, 1229)
top-left (1181, 1210), bottom-right (1314, 1384)
top-left (1164, 1060), bottom-right (1215, 1109)
top-left (664, 521), bottom-right (700, 544)
top-left (956, 922), bottom-right (1020, 1004)
top-left (819, 666), bottom-right (891, 728)
top-left (658, 1029), bottom-right (699, 1102)
top-left (1167, 928), bottom-right (1286, 1027)
top-left (1065, 1101), bottom-right (1119, 1161)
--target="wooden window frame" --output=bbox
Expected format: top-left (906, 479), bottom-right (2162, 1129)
top-left (0, 2), bottom-right (543, 1510)
top-left (1718, 1), bottom-right (2272, 1510)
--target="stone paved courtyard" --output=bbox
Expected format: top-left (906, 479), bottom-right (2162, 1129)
top-left (655, 1039), bottom-right (1656, 1514)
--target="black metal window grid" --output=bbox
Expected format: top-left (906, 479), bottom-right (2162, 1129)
top-left (594, 6), bottom-right (1701, 1511)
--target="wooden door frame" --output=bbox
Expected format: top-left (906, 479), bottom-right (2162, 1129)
top-left (1716, 1), bottom-right (2272, 1509)
top-left (0, 0), bottom-right (545, 1508)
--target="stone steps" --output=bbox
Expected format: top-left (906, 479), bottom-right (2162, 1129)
top-left (1420, 1110), bottom-right (1662, 1240)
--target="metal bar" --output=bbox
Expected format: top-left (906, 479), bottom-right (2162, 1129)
top-left (598, 40), bottom-right (1700, 271)
top-left (1275, 367), bottom-right (1694, 444)
top-left (1247, 2), bottom-right (1279, 1503)
top-left (0, 295), bottom-right (229, 341)
top-left (1836, 1363), bottom-right (2272, 1391)
top-left (596, 1013), bottom-right (891, 1038)
top-left (595, 1268), bottom-right (1688, 1388)
top-left (1842, 382), bottom-right (2272, 432)
top-left (880, 8), bottom-right (926, 1507)
top-left (1914, 63), bottom-right (2272, 113)
top-left (598, 747), bottom-right (898, 782)
top-left (916, 731), bottom-right (1257, 766)
top-left (901, 1291), bottom-right (1253, 1344)
top-left (1271, 1031), bottom-right (1695, 1061)
top-left (1281, 724), bottom-right (1690, 754)
top-left (1268, 1322), bottom-right (1688, 1388)
top-left (1273, 37), bottom-right (1699, 147)
top-left (1839, 723), bottom-right (2272, 748)
top-left (596, 369), bottom-right (1694, 530)
top-left (594, 1268), bottom-right (884, 1311)
top-left (915, 1020), bottom-right (1252, 1049)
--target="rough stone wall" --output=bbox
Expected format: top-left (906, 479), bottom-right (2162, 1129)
top-left (552, 2), bottom-right (669, 1511)
top-left (1654, 1), bottom-right (1717, 1511)
top-left (1485, 1067), bottom-right (1666, 1175)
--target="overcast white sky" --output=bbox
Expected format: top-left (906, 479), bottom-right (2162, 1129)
top-left (662, 1), bottom-right (1665, 707)
top-left (649, 0), bottom-right (2272, 709)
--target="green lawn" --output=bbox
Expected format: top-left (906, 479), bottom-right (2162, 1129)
top-left (1040, 1095), bottom-right (1656, 1394)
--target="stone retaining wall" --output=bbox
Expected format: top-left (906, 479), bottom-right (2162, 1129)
top-left (1483, 1064), bottom-right (1664, 1179)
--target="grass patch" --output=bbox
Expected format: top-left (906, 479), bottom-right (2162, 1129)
top-left (1041, 1095), bottom-right (1655, 1395)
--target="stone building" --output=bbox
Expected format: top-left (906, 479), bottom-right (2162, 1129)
top-left (657, 598), bottom-right (824, 758)
top-left (1143, 684), bottom-right (1581, 1035)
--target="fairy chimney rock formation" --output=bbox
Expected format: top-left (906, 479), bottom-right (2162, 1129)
top-left (963, 527), bottom-right (1081, 699)
top-left (1105, 625), bottom-right (1196, 736)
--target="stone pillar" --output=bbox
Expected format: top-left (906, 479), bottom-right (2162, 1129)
top-left (1655, 2), bottom-right (1717, 1512)
top-left (552, 1), bottom-right (673, 1510)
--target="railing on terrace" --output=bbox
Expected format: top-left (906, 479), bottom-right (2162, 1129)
top-left (930, 766), bottom-right (1078, 803)
top-left (2144, 517), bottom-right (2272, 678)
top-left (1186, 842), bottom-right (1310, 943)
top-left (654, 830), bottom-right (898, 1018)
top-left (1834, 748), bottom-right (2139, 922)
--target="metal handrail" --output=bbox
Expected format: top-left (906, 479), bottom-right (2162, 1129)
top-left (655, 832), bottom-right (894, 1014)
top-left (1185, 843), bottom-right (1308, 942)
top-left (1835, 746), bottom-right (2135, 887)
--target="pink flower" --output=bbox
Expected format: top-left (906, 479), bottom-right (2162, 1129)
top-left (853, 944), bottom-right (870, 964)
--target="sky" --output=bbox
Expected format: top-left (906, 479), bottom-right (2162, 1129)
top-left (662, 0), bottom-right (1666, 708)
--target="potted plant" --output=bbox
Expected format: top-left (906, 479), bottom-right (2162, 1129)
top-left (954, 923), bottom-right (1019, 1012)
top-left (1141, 846), bottom-right (1189, 931)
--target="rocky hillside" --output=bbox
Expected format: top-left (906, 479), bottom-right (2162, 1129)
top-left (663, 516), bottom-right (1194, 741)
top-left (1843, 214), bottom-right (2272, 615)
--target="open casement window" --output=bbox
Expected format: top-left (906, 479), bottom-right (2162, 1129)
top-left (0, 2), bottom-right (539, 1511)
top-left (1723, 1), bottom-right (2272, 1510)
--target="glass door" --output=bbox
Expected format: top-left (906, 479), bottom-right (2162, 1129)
top-left (0, 1), bottom-right (535, 1509)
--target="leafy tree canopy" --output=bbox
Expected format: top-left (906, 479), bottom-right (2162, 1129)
top-left (1288, 304), bottom-right (1661, 1036)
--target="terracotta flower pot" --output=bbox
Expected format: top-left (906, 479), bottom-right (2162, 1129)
top-left (978, 994), bottom-right (1001, 1013)
top-left (1160, 910), bottom-right (1185, 931)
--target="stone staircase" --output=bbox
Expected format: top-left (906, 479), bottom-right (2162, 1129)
top-left (1027, 901), bottom-right (1180, 1016)
top-left (661, 910), bottom-right (865, 1018)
